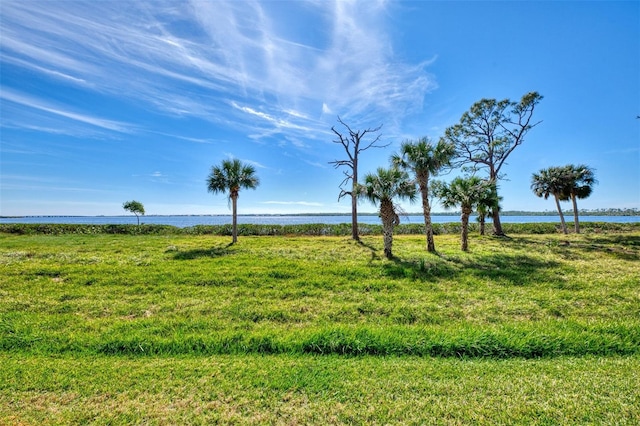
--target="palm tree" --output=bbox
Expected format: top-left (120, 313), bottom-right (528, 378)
top-left (531, 167), bottom-right (570, 234)
top-left (206, 159), bottom-right (260, 244)
top-left (476, 186), bottom-right (501, 236)
top-left (432, 176), bottom-right (491, 251)
top-left (562, 164), bottom-right (597, 234)
top-left (476, 203), bottom-right (489, 236)
top-left (391, 137), bottom-right (455, 252)
top-left (359, 167), bottom-right (417, 259)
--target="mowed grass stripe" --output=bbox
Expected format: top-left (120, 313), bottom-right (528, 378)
top-left (1, 353), bottom-right (638, 425)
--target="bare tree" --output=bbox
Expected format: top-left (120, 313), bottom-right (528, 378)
top-left (329, 116), bottom-right (389, 241)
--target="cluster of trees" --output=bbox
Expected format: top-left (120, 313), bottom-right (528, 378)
top-left (121, 90), bottom-right (598, 256)
top-left (531, 164), bottom-right (597, 234)
top-left (331, 91), bottom-right (546, 256)
top-left (198, 90), bottom-right (596, 256)
top-left (332, 91), bottom-right (596, 256)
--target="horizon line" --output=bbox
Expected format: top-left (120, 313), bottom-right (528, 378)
top-left (2, 208), bottom-right (639, 219)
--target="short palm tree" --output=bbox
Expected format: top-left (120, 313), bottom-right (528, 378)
top-left (206, 159), bottom-right (260, 244)
top-left (476, 186), bottom-right (501, 236)
top-left (391, 137), bottom-right (455, 252)
top-left (359, 167), bottom-right (417, 259)
top-left (432, 176), bottom-right (491, 251)
top-left (562, 164), bottom-right (597, 234)
top-left (476, 203), bottom-right (489, 236)
top-left (531, 167), bottom-right (570, 234)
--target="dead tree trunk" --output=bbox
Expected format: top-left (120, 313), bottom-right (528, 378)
top-left (329, 117), bottom-right (387, 241)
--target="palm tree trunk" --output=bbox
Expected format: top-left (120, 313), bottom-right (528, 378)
top-left (461, 207), bottom-right (471, 251)
top-left (380, 200), bottom-right (395, 259)
top-left (554, 195), bottom-right (568, 234)
top-left (231, 194), bottom-right (238, 244)
top-left (419, 181), bottom-right (436, 252)
top-left (571, 194), bottom-right (580, 234)
top-left (479, 213), bottom-right (485, 236)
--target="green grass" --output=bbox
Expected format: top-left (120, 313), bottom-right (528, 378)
top-left (2, 354), bottom-right (638, 424)
top-left (1, 231), bottom-right (639, 423)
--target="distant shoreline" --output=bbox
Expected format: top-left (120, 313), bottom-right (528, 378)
top-left (2, 209), bottom-right (639, 219)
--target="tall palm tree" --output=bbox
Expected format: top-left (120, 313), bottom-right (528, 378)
top-left (206, 159), bottom-right (260, 244)
top-left (432, 176), bottom-right (491, 251)
top-left (531, 167), bottom-right (570, 234)
top-left (391, 137), bottom-right (455, 252)
top-left (562, 164), bottom-right (597, 234)
top-left (359, 167), bottom-right (417, 259)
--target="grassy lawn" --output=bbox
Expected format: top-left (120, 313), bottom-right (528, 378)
top-left (1, 231), bottom-right (639, 424)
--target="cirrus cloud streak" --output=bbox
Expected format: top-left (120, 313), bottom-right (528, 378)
top-left (1, 0), bottom-right (435, 142)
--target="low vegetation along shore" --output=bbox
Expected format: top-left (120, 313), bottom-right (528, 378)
top-left (1, 224), bottom-right (639, 424)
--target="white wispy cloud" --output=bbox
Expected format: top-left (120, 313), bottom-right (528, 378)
top-left (1, 0), bottom-right (435, 141)
top-left (244, 160), bottom-right (268, 169)
top-left (2, 55), bottom-right (89, 85)
top-left (303, 159), bottom-right (327, 169)
top-left (262, 201), bottom-right (323, 206)
top-left (222, 153), bottom-right (268, 170)
top-left (0, 88), bottom-right (134, 133)
top-left (146, 131), bottom-right (222, 145)
top-left (0, 120), bottom-right (101, 139)
top-left (0, 174), bottom-right (113, 193)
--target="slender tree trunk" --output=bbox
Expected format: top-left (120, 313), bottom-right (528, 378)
top-left (461, 207), bottom-right (471, 251)
top-left (479, 215), bottom-right (485, 236)
top-left (351, 191), bottom-right (358, 241)
top-left (380, 200), bottom-right (394, 259)
top-left (231, 194), bottom-right (238, 244)
top-left (491, 209), bottom-right (504, 236)
top-left (419, 178), bottom-right (436, 252)
top-left (488, 172), bottom-right (504, 236)
top-left (554, 195), bottom-right (568, 234)
top-left (351, 160), bottom-right (359, 241)
top-left (135, 214), bottom-right (140, 226)
top-left (571, 194), bottom-right (580, 234)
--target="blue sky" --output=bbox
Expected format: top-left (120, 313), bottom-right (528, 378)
top-left (1, 0), bottom-right (638, 216)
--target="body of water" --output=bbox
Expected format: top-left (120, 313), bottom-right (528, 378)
top-left (1, 215), bottom-right (638, 227)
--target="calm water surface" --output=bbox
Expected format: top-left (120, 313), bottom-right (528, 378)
top-left (1, 215), bottom-right (638, 227)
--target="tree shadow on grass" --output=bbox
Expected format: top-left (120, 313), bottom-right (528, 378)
top-left (459, 253), bottom-right (562, 286)
top-left (381, 249), bottom-right (561, 286)
top-left (570, 235), bottom-right (640, 261)
top-left (381, 254), bottom-right (459, 281)
top-left (503, 234), bottom-right (640, 262)
top-left (171, 243), bottom-right (235, 260)
top-left (357, 239), bottom-right (381, 262)
top-left (584, 234), bottom-right (640, 247)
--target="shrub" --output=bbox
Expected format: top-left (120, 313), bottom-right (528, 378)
top-left (1, 221), bottom-right (638, 236)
